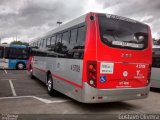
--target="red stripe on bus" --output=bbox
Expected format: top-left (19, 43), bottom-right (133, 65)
top-left (33, 67), bottom-right (83, 88)
top-left (51, 73), bottom-right (83, 88)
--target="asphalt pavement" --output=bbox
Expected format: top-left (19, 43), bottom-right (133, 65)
top-left (0, 70), bottom-right (160, 119)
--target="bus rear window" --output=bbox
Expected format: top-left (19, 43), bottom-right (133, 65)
top-left (98, 14), bottom-right (148, 50)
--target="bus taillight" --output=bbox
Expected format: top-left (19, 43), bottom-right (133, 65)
top-left (87, 61), bottom-right (97, 87)
top-left (147, 64), bottom-right (152, 86)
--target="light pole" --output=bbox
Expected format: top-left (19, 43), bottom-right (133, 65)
top-left (57, 21), bottom-right (62, 27)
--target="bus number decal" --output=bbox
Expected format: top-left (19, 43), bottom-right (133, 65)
top-left (71, 65), bottom-right (80, 72)
top-left (136, 64), bottom-right (146, 69)
top-left (100, 62), bottom-right (114, 74)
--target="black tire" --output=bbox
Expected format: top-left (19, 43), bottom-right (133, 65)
top-left (30, 66), bottom-right (35, 79)
top-left (47, 75), bottom-right (55, 96)
top-left (16, 62), bottom-right (25, 70)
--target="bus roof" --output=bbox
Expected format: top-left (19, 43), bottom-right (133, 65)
top-left (46, 14), bottom-right (86, 36)
top-left (30, 12), bottom-right (146, 45)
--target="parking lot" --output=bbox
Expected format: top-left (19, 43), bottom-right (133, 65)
top-left (0, 70), bottom-right (160, 119)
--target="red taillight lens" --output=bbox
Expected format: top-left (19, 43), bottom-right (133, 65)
top-left (87, 61), bottom-right (97, 88)
top-left (147, 64), bottom-right (151, 86)
top-left (89, 72), bottom-right (96, 80)
top-left (89, 64), bottom-right (94, 70)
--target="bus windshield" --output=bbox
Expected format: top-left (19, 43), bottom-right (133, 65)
top-left (98, 14), bottom-right (148, 50)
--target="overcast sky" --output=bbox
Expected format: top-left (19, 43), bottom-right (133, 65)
top-left (0, 0), bottom-right (160, 43)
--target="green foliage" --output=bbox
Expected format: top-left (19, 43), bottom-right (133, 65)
top-left (10, 41), bottom-right (29, 46)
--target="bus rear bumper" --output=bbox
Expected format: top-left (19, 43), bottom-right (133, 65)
top-left (82, 83), bottom-right (150, 103)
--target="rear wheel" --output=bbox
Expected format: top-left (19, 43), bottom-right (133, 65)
top-left (47, 75), bottom-right (55, 96)
top-left (16, 62), bottom-right (25, 70)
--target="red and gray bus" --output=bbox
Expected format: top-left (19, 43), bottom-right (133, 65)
top-left (28, 12), bottom-right (152, 103)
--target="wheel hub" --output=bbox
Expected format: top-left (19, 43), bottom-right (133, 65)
top-left (47, 79), bottom-right (52, 91)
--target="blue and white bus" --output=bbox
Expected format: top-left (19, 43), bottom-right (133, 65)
top-left (0, 44), bottom-right (29, 69)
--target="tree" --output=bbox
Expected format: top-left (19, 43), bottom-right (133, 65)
top-left (10, 41), bottom-right (29, 46)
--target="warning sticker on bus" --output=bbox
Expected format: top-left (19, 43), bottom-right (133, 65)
top-left (100, 62), bottom-right (114, 74)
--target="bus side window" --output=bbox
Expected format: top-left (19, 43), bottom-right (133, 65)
top-left (4, 47), bottom-right (9, 58)
top-left (60, 31), bottom-right (70, 55)
top-left (68, 28), bottom-right (78, 58)
top-left (77, 26), bottom-right (86, 47)
top-left (56, 34), bottom-right (62, 43)
top-left (43, 39), bottom-right (46, 49)
top-left (8, 48), bottom-right (17, 59)
top-left (39, 40), bottom-right (41, 48)
top-left (40, 39), bottom-right (43, 48)
top-left (46, 37), bottom-right (51, 48)
top-left (36, 42), bottom-right (38, 47)
top-left (34, 50), bottom-right (37, 56)
top-left (51, 36), bottom-right (56, 45)
top-left (41, 39), bottom-right (44, 48)
top-left (76, 26), bottom-right (86, 59)
top-left (50, 36), bottom-right (56, 50)
top-left (54, 34), bottom-right (62, 53)
top-left (36, 41), bottom-right (39, 47)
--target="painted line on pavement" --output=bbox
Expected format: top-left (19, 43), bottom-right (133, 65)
top-left (1, 79), bottom-right (16, 80)
top-left (4, 70), bottom-right (7, 74)
top-left (9, 80), bottom-right (17, 96)
top-left (0, 96), bottom-right (71, 104)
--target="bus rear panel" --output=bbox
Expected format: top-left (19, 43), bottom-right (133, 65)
top-left (82, 13), bottom-right (152, 103)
